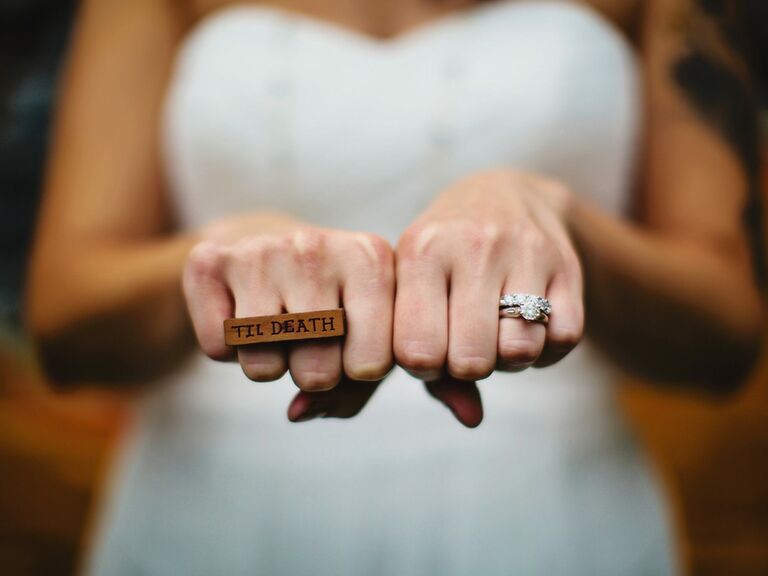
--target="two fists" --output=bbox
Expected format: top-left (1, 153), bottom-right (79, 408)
top-left (182, 169), bottom-right (585, 427)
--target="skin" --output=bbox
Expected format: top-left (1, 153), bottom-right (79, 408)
top-left (25, 0), bottom-right (765, 428)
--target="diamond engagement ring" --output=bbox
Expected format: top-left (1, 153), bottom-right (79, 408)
top-left (499, 293), bottom-right (551, 324)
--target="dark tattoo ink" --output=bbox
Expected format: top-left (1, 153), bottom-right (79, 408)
top-left (672, 0), bottom-right (765, 283)
top-left (699, 0), bottom-right (725, 17)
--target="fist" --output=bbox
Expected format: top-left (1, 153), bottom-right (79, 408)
top-left (181, 213), bottom-right (395, 418)
top-left (393, 169), bottom-right (585, 425)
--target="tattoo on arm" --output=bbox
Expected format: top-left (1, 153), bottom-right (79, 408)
top-left (671, 0), bottom-right (765, 282)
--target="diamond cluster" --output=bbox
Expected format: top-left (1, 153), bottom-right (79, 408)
top-left (499, 293), bottom-right (551, 321)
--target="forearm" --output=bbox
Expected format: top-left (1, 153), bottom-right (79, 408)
top-left (25, 233), bottom-right (201, 387)
top-left (570, 197), bottom-right (765, 392)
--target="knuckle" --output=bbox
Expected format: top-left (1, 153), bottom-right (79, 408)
top-left (185, 241), bottom-right (224, 281)
top-left (349, 233), bottom-right (395, 287)
top-left (351, 232), bottom-right (392, 264)
top-left (461, 222), bottom-right (506, 270)
top-left (498, 338), bottom-right (541, 364)
top-left (290, 228), bottom-right (326, 262)
top-left (466, 222), bottom-right (504, 249)
top-left (290, 229), bottom-right (334, 284)
top-left (515, 224), bottom-right (548, 251)
top-left (511, 225), bottom-right (559, 267)
top-left (228, 235), bottom-right (286, 267)
top-left (397, 223), bottom-right (441, 263)
top-left (448, 355), bottom-right (495, 380)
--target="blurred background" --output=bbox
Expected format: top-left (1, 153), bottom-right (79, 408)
top-left (1, 0), bottom-right (767, 574)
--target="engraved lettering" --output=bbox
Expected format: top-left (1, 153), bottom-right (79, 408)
top-left (234, 324), bottom-right (255, 338)
top-left (225, 309), bottom-right (344, 346)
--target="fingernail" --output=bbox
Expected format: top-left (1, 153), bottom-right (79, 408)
top-left (291, 401), bottom-right (328, 423)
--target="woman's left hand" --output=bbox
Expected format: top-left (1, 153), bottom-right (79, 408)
top-left (393, 168), bottom-right (585, 427)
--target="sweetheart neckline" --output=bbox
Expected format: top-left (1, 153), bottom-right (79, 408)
top-left (186, 0), bottom-right (565, 47)
top-left (192, 0), bottom-right (517, 45)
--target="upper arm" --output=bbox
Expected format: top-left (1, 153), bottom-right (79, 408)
top-left (34, 0), bottom-right (186, 250)
top-left (639, 0), bottom-right (763, 279)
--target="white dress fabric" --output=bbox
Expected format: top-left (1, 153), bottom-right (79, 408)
top-left (85, 1), bottom-right (678, 574)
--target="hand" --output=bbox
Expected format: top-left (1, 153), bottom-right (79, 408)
top-left (181, 212), bottom-right (395, 421)
top-left (394, 169), bottom-right (585, 426)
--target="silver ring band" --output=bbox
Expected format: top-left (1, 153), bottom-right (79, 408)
top-left (499, 293), bottom-right (551, 324)
top-left (499, 306), bottom-right (549, 324)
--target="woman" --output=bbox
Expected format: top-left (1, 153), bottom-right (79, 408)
top-left (26, 0), bottom-right (764, 574)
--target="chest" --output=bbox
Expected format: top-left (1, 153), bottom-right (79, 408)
top-left (162, 0), bottom-right (642, 239)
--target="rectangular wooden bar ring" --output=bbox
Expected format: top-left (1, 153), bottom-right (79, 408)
top-left (224, 308), bottom-right (346, 346)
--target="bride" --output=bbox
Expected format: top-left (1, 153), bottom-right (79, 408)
top-left (26, 0), bottom-right (764, 574)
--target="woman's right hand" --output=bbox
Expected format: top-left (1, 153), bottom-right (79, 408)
top-left (182, 212), bottom-right (395, 420)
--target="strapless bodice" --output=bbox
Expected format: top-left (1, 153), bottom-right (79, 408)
top-left (162, 0), bottom-right (640, 244)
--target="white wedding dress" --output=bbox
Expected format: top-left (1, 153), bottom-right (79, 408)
top-left (85, 1), bottom-right (678, 574)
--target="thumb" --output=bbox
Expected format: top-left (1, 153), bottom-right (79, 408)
top-left (287, 377), bottom-right (382, 422)
top-left (424, 376), bottom-right (484, 428)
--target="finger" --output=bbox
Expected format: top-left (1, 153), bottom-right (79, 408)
top-left (394, 227), bottom-right (449, 381)
top-left (226, 253), bottom-right (288, 382)
top-left (287, 377), bottom-right (382, 422)
top-left (282, 230), bottom-right (343, 392)
top-left (181, 241), bottom-right (236, 361)
top-left (535, 269), bottom-right (584, 367)
top-left (523, 197), bottom-right (584, 367)
top-left (337, 233), bottom-right (395, 381)
top-left (234, 315), bottom-right (287, 382)
top-left (446, 242), bottom-right (504, 381)
top-left (497, 283), bottom-right (550, 372)
top-left (424, 376), bottom-right (483, 428)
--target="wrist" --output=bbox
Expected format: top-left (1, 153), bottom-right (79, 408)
top-left (561, 190), bottom-right (597, 246)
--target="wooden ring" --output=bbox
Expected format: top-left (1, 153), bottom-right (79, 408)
top-left (224, 308), bottom-right (346, 346)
